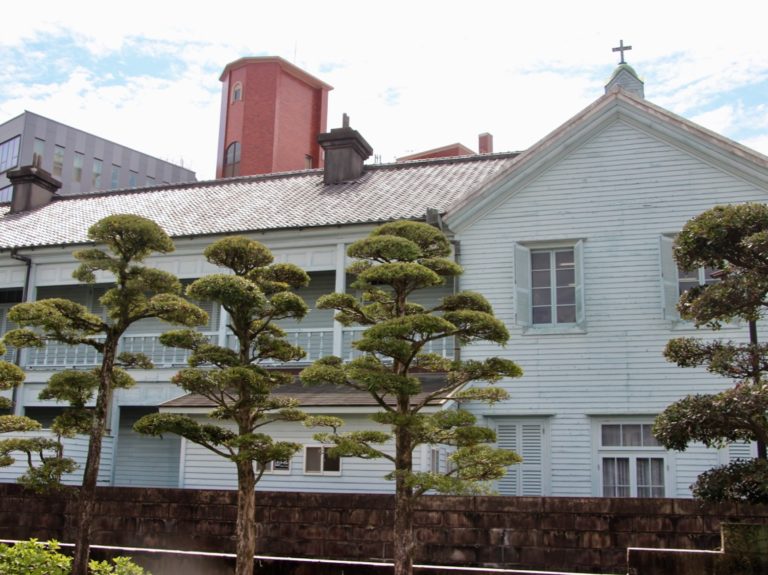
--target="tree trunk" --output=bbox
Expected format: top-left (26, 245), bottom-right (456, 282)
top-left (71, 337), bottom-right (117, 575)
top-left (235, 459), bottom-right (257, 575)
top-left (393, 422), bottom-right (414, 575)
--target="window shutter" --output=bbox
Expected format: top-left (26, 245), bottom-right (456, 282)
top-left (574, 240), bottom-right (585, 327)
top-left (659, 235), bottom-right (680, 320)
top-left (514, 244), bottom-right (531, 327)
top-left (729, 441), bottom-right (755, 462)
top-left (496, 421), bottom-right (544, 496)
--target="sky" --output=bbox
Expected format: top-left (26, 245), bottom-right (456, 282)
top-left (1, 1), bottom-right (766, 181)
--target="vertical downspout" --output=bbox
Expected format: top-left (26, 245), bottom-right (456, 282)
top-left (451, 240), bottom-right (461, 362)
top-left (9, 249), bottom-right (32, 414)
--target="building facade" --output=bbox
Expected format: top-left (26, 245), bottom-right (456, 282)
top-left (216, 57), bottom-right (332, 178)
top-left (0, 62), bottom-right (766, 498)
top-left (0, 111), bottom-right (197, 201)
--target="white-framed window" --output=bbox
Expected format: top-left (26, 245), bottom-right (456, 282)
top-left (494, 419), bottom-right (548, 496)
top-left (111, 165), bottom-right (120, 189)
top-left (0, 135), bottom-right (20, 173)
top-left (52, 145), bottom-right (64, 177)
top-left (258, 458), bottom-right (291, 474)
top-left (514, 240), bottom-right (585, 329)
top-left (33, 138), bottom-right (45, 165)
top-left (304, 446), bottom-right (341, 475)
top-left (92, 158), bottom-right (103, 188)
top-left (73, 152), bottom-right (84, 183)
top-left (594, 419), bottom-right (669, 498)
top-left (660, 235), bottom-right (720, 321)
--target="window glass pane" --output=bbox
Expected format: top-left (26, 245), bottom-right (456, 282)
top-left (532, 307), bottom-right (551, 324)
top-left (531, 270), bottom-right (551, 288)
top-left (703, 267), bottom-right (720, 286)
top-left (637, 457), bottom-right (665, 498)
top-left (0, 136), bottom-right (20, 173)
top-left (33, 138), bottom-right (45, 163)
top-left (532, 287), bottom-right (551, 306)
top-left (128, 171), bottom-right (137, 188)
top-left (305, 447), bottom-right (322, 472)
top-left (556, 268), bottom-right (575, 287)
top-left (73, 153), bottom-right (84, 183)
top-left (602, 425), bottom-right (621, 446)
top-left (530, 252), bottom-right (550, 270)
top-left (323, 449), bottom-right (340, 472)
top-left (603, 457), bottom-right (630, 497)
top-left (556, 305), bottom-right (576, 323)
top-left (556, 286), bottom-right (575, 305)
top-left (642, 424), bottom-right (660, 447)
top-left (622, 424), bottom-right (642, 446)
top-left (555, 249), bottom-right (574, 268)
top-left (111, 165), bottom-right (120, 188)
top-left (53, 145), bottom-right (65, 177)
top-left (92, 159), bottom-right (102, 188)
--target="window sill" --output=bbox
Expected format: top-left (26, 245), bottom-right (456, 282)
top-left (521, 324), bottom-right (587, 336)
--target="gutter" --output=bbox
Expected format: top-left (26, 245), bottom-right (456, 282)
top-left (8, 249), bottom-right (31, 413)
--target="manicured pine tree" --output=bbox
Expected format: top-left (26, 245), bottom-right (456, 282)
top-left (654, 203), bottom-right (768, 501)
top-left (300, 220), bottom-right (522, 575)
top-left (134, 236), bottom-right (310, 575)
top-left (3, 214), bottom-right (208, 575)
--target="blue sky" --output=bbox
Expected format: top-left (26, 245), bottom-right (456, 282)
top-left (1, 1), bottom-right (766, 180)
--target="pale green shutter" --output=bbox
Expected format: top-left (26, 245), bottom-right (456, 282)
top-left (514, 244), bottom-right (531, 327)
top-left (659, 235), bottom-right (680, 320)
top-left (497, 421), bottom-right (544, 496)
top-left (574, 240), bottom-right (585, 327)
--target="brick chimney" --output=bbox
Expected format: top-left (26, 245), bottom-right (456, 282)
top-left (317, 114), bottom-right (373, 184)
top-left (478, 132), bottom-right (493, 154)
top-left (7, 163), bottom-right (61, 214)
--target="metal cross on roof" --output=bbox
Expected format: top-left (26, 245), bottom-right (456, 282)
top-left (612, 40), bottom-right (632, 64)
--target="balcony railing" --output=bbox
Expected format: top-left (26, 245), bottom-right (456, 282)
top-left (22, 327), bottom-right (455, 369)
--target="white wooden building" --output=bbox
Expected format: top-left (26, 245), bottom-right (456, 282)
top-left (0, 62), bottom-right (766, 497)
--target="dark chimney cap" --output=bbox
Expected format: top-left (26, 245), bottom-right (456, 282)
top-left (318, 117), bottom-right (373, 184)
top-left (7, 165), bottom-right (61, 214)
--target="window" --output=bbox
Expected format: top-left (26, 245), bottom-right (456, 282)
top-left (128, 170), bottom-right (138, 188)
top-left (0, 136), bottom-right (20, 173)
top-left (304, 446), bottom-right (341, 474)
top-left (223, 142), bottom-right (241, 177)
top-left (0, 185), bottom-right (11, 203)
top-left (496, 420), bottom-right (547, 496)
top-left (53, 145), bottom-right (64, 177)
top-left (146, 175), bottom-right (155, 187)
top-left (514, 241), bottom-right (584, 329)
top-left (111, 165), bottom-right (120, 189)
top-left (430, 448), bottom-right (440, 473)
top-left (92, 159), bottom-right (103, 188)
top-left (232, 82), bottom-right (242, 102)
top-left (258, 458), bottom-right (291, 474)
top-left (660, 235), bottom-right (720, 320)
top-left (597, 422), bottom-right (667, 498)
top-left (73, 152), bottom-right (84, 183)
top-left (305, 155), bottom-right (313, 169)
top-left (33, 138), bottom-right (45, 165)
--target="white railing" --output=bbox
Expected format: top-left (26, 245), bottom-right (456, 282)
top-left (25, 332), bottom-right (218, 369)
top-left (341, 327), bottom-right (456, 361)
top-left (226, 328), bottom-right (334, 364)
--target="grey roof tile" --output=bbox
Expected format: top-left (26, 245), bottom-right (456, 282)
top-left (0, 155), bottom-right (516, 249)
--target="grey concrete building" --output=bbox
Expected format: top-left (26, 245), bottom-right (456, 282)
top-left (0, 111), bottom-right (196, 201)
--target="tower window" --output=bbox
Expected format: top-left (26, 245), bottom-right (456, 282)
top-left (232, 82), bottom-right (242, 102)
top-left (224, 142), bottom-right (241, 177)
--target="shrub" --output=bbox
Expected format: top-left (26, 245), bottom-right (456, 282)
top-left (693, 458), bottom-right (768, 503)
top-left (0, 539), bottom-right (150, 575)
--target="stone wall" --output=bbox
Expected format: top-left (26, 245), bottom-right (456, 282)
top-left (2, 484), bottom-right (768, 574)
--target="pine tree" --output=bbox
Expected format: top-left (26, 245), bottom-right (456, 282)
top-left (3, 214), bottom-right (208, 575)
top-left (300, 221), bottom-right (522, 575)
top-left (134, 236), bottom-right (310, 575)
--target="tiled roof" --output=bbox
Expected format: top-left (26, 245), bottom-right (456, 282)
top-left (0, 154), bottom-right (516, 249)
top-left (161, 375), bottom-right (451, 409)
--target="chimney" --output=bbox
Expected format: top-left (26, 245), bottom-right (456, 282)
top-left (7, 163), bottom-right (61, 214)
top-left (317, 114), bottom-right (373, 184)
top-left (478, 133), bottom-right (493, 154)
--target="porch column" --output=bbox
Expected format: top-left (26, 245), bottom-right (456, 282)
top-left (332, 242), bottom-right (346, 357)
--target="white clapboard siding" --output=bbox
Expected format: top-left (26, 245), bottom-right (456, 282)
top-left (113, 407), bottom-right (181, 488)
top-left (458, 118), bottom-right (768, 497)
top-left (180, 414), bottom-right (415, 493)
top-left (0, 432), bottom-right (113, 486)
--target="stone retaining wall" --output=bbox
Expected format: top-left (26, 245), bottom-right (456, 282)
top-left (2, 484), bottom-right (768, 574)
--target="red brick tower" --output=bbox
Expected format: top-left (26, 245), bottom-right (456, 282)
top-left (216, 56), bottom-right (332, 178)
